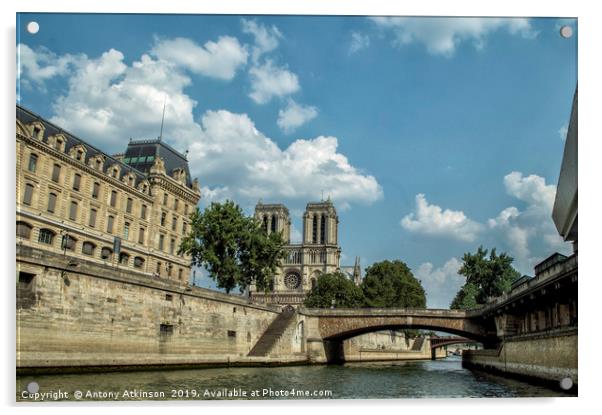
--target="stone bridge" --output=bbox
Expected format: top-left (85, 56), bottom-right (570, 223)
top-left (297, 307), bottom-right (496, 363)
top-left (430, 336), bottom-right (480, 350)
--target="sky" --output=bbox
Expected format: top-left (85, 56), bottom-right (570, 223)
top-left (16, 14), bottom-right (577, 308)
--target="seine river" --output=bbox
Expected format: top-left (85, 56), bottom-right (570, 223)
top-left (17, 356), bottom-right (573, 401)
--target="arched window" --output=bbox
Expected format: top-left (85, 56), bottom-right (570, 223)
top-left (38, 228), bottom-right (55, 245)
top-left (61, 235), bottom-right (77, 251)
top-left (82, 241), bottom-right (96, 256)
top-left (101, 247), bottom-right (113, 260)
top-left (320, 215), bottom-right (326, 243)
top-left (263, 216), bottom-right (268, 232)
top-left (271, 214), bottom-right (277, 233)
top-left (119, 252), bottom-right (130, 265)
top-left (16, 221), bottom-right (32, 239)
top-left (134, 256), bottom-right (145, 269)
top-left (312, 215), bottom-right (318, 243)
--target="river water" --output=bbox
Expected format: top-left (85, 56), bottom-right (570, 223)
top-left (17, 356), bottom-right (574, 401)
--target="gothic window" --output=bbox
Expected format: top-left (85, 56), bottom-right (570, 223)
top-left (320, 215), bottom-right (326, 243)
top-left (320, 251), bottom-right (327, 264)
top-left (72, 174), bottom-right (81, 191)
top-left (123, 222), bottom-right (130, 240)
top-left (271, 214), bottom-right (277, 233)
top-left (119, 252), bottom-right (130, 265)
top-left (38, 229), bottom-right (55, 245)
top-left (88, 208), bottom-right (97, 227)
top-left (16, 221), bottom-right (32, 239)
top-left (284, 272), bottom-right (301, 289)
top-left (101, 247), bottom-right (113, 260)
top-left (47, 193), bottom-right (57, 213)
top-left (69, 200), bottom-right (78, 221)
top-left (126, 198), bottom-right (133, 214)
top-left (51, 164), bottom-right (61, 183)
top-left (312, 215), bottom-right (318, 243)
top-left (82, 241), bottom-right (96, 256)
top-left (107, 215), bottom-right (114, 233)
top-left (23, 183), bottom-right (34, 205)
top-left (92, 182), bottom-right (100, 199)
top-left (27, 153), bottom-right (37, 172)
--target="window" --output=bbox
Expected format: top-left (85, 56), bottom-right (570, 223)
top-left (107, 215), bottom-right (114, 233)
top-left (227, 330), bottom-right (236, 338)
top-left (159, 234), bottom-right (165, 251)
top-left (92, 182), bottom-right (100, 199)
top-left (18, 272), bottom-right (35, 286)
top-left (55, 139), bottom-right (64, 152)
top-left (51, 164), bottom-right (61, 183)
top-left (72, 174), bottom-right (81, 191)
top-left (27, 153), bottom-right (37, 172)
top-left (156, 261), bottom-right (162, 274)
top-left (174, 198), bottom-right (179, 210)
top-left (160, 212), bottom-right (166, 227)
top-left (23, 183), bottom-right (34, 205)
top-left (69, 201), bottom-right (78, 221)
top-left (170, 238), bottom-right (175, 255)
top-left (134, 256), bottom-right (145, 269)
top-left (182, 222), bottom-right (187, 234)
top-left (112, 168), bottom-right (118, 178)
top-left (160, 324), bottom-right (173, 335)
top-left (126, 198), bottom-right (133, 214)
top-left (184, 204), bottom-right (189, 215)
top-left (16, 221), bottom-right (32, 239)
top-left (123, 222), bottom-right (130, 240)
top-left (96, 159), bottom-right (102, 170)
top-left (110, 190), bottom-right (117, 207)
top-left (89, 208), bottom-right (97, 227)
top-left (320, 215), bottom-right (326, 243)
top-left (271, 214), bottom-right (277, 233)
top-left (82, 241), bottom-right (95, 256)
top-left (172, 216), bottom-right (177, 231)
top-left (76, 150), bottom-right (83, 161)
top-left (47, 193), bottom-right (57, 213)
top-left (312, 215), bottom-right (318, 243)
top-left (178, 268), bottom-right (183, 280)
top-left (32, 126), bottom-right (41, 138)
top-left (140, 204), bottom-right (147, 219)
top-left (165, 294), bottom-right (173, 301)
top-left (138, 227), bottom-right (145, 244)
top-left (101, 247), bottom-right (112, 260)
top-left (119, 252), bottom-right (130, 265)
top-left (163, 193), bottom-right (168, 205)
top-left (61, 235), bottom-right (76, 251)
top-left (38, 229), bottom-right (55, 245)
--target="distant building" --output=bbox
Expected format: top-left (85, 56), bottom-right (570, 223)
top-left (249, 199), bottom-right (360, 305)
top-left (16, 105), bottom-right (201, 283)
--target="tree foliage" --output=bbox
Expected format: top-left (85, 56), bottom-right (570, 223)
top-left (303, 272), bottom-right (365, 308)
top-left (362, 260), bottom-right (426, 308)
top-left (179, 201), bottom-right (286, 293)
top-left (450, 246), bottom-right (521, 309)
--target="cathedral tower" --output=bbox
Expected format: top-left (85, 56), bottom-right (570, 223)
top-left (254, 202), bottom-right (291, 243)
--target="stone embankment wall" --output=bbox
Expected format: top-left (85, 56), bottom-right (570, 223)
top-left (17, 247), bottom-right (306, 374)
top-left (462, 327), bottom-right (577, 385)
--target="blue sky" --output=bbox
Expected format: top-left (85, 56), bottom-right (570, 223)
top-left (17, 14), bottom-right (577, 308)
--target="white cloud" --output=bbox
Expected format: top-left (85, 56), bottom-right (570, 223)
top-left (20, 43), bottom-right (381, 212)
top-left (17, 43), bottom-right (80, 89)
top-left (277, 99), bottom-right (318, 133)
top-left (349, 32), bottom-right (370, 54)
top-left (415, 257), bottom-right (464, 309)
top-left (151, 36), bottom-right (248, 81)
top-left (370, 17), bottom-right (536, 56)
top-left (503, 171), bottom-right (556, 213)
top-left (558, 124), bottom-right (568, 141)
top-left (401, 194), bottom-right (483, 242)
top-left (248, 60), bottom-right (300, 104)
top-left (241, 19), bottom-right (282, 63)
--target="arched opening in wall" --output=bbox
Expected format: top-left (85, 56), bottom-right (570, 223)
top-left (61, 235), bottom-right (77, 252)
top-left (101, 247), bottom-right (113, 261)
top-left (38, 228), bottom-right (55, 245)
top-left (312, 215), bottom-right (318, 243)
top-left (16, 221), bottom-right (32, 239)
top-left (271, 214), bottom-right (277, 233)
top-left (134, 256), bottom-right (145, 269)
top-left (119, 252), bottom-right (130, 265)
top-left (82, 241), bottom-right (96, 256)
top-left (320, 215), bottom-right (325, 243)
top-left (263, 216), bottom-right (268, 233)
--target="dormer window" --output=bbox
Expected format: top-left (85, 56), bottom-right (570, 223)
top-left (112, 168), bottom-right (118, 178)
top-left (55, 139), bottom-right (64, 152)
top-left (76, 150), bottom-right (83, 161)
top-left (33, 126), bottom-right (41, 138)
top-left (96, 159), bottom-right (102, 170)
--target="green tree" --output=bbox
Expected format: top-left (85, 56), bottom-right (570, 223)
top-left (304, 272), bottom-right (365, 308)
top-left (450, 246), bottom-right (521, 309)
top-left (179, 201), bottom-right (286, 293)
top-left (450, 282), bottom-right (479, 310)
top-left (361, 260), bottom-right (426, 308)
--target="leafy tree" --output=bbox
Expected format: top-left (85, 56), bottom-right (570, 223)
top-left (450, 282), bottom-right (479, 310)
top-left (450, 246), bottom-right (521, 309)
top-left (361, 260), bottom-right (426, 308)
top-left (304, 272), bottom-right (365, 308)
top-left (179, 201), bottom-right (286, 293)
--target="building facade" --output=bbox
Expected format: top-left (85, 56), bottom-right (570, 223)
top-left (250, 199), bottom-right (360, 305)
top-left (16, 105), bottom-right (201, 283)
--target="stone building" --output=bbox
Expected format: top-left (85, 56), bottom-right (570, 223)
top-left (16, 105), bottom-right (201, 283)
top-left (250, 199), bottom-right (360, 305)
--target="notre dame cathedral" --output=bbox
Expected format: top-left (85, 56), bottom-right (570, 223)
top-left (249, 199), bottom-right (361, 306)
